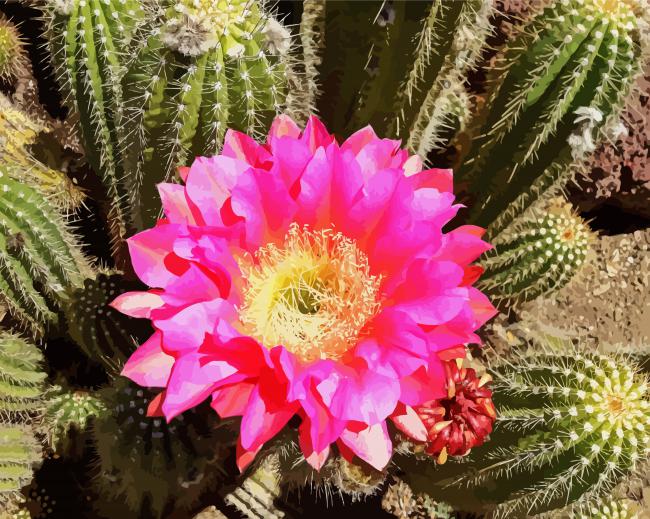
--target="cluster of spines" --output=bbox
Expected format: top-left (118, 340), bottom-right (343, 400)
top-left (453, 348), bottom-right (650, 517)
top-left (63, 272), bottom-right (150, 373)
top-left (44, 0), bottom-right (146, 251)
top-left (120, 0), bottom-right (289, 229)
top-left (456, 0), bottom-right (644, 238)
top-left (572, 498), bottom-right (641, 518)
top-left (0, 170), bottom-right (90, 336)
top-left (479, 204), bottom-right (593, 304)
top-left (45, 390), bottom-right (105, 449)
top-left (0, 14), bottom-right (28, 83)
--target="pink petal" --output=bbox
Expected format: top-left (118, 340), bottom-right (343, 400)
top-left (110, 291), bottom-right (165, 318)
top-left (302, 115), bottom-right (335, 152)
top-left (391, 403), bottom-right (428, 442)
top-left (399, 364), bottom-right (446, 406)
top-left (162, 352), bottom-right (240, 420)
top-left (236, 438), bottom-right (262, 472)
top-left (299, 417), bottom-right (331, 470)
top-left (223, 129), bottom-right (273, 169)
top-left (340, 126), bottom-right (378, 155)
top-left (158, 183), bottom-right (197, 224)
top-left (127, 224), bottom-right (184, 288)
top-left (339, 422), bottom-right (392, 470)
top-left (433, 225), bottom-right (492, 265)
top-left (268, 114), bottom-right (301, 142)
top-left (121, 331), bottom-right (174, 388)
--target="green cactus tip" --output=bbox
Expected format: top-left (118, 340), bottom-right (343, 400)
top-left (0, 15), bottom-right (27, 83)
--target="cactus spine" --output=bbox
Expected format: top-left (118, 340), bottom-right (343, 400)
top-left (121, 0), bottom-right (289, 229)
top-left (45, 0), bottom-right (145, 249)
top-left (450, 348), bottom-right (650, 517)
top-left (479, 202), bottom-right (594, 305)
top-left (63, 272), bottom-right (150, 372)
top-left (0, 171), bottom-right (90, 336)
top-left (457, 0), bottom-right (644, 237)
top-left (0, 15), bottom-right (28, 84)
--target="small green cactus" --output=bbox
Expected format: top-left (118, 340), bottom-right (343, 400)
top-left (316, 0), bottom-right (492, 156)
top-left (45, 390), bottom-right (105, 449)
top-left (0, 424), bottom-right (41, 499)
top-left (93, 379), bottom-right (233, 516)
top-left (44, 0), bottom-right (146, 250)
top-left (442, 348), bottom-right (650, 518)
top-left (0, 15), bottom-right (27, 83)
top-left (0, 170), bottom-right (90, 336)
top-left (0, 333), bottom-right (48, 418)
top-left (121, 0), bottom-right (290, 229)
top-left (63, 272), bottom-right (151, 373)
top-left (457, 0), bottom-right (645, 237)
top-left (479, 202), bottom-right (594, 305)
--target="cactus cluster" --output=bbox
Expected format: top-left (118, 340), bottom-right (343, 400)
top-left (317, 0), bottom-right (492, 157)
top-left (121, 0), bottom-right (290, 228)
top-left (0, 15), bottom-right (27, 83)
top-left (447, 348), bottom-right (650, 517)
top-left (479, 202), bottom-right (594, 305)
top-left (0, 424), bottom-right (41, 499)
top-left (45, 391), bottom-right (105, 449)
top-left (0, 169), bottom-right (89, 336)
top-left (63, 272), bottom-right (150, 372)
top-left (457, 0), bottom-right (645, 237)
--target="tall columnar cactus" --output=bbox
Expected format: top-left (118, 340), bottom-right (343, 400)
top-left (93, 379), bottom-right (234, 516)
top-left (0, 170), bottom-right (90, 336)
top-left (63, 272), bottom-right (151, 372)
top-left (0, 94), bottom-right (85, 210)
top-left (0, 15), bottom-right (28, 83)
top-left (316, 0), bottom-right (492, 156)
top-left (121, 0), bottom-right (290, 229)
top-left (426, 348), bottom-right (650, 518)
top-left (457, 0), bottom-right (645, 237)
top-left (44, 0), bottom-right (146, 249)
top-left (479, 202), bottom-right (594, 305)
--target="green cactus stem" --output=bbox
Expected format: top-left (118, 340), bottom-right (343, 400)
top-left (479, 201), bottom-right (594, 305)
top-left (44, 0), bottom-right (146, 252)
top-left (572, 498), bottom-right (641, 518)
top-left (121, 0), bottom-right (289, 229)
top-left (0, 170), bottom-right (90, 336)
top-left (45, 391), bottom-right (105, 449)
top-left (63, 272), bottom-right (151, 373)
top-left (456, 0), bottom-right (645, 238)
top-left (0, 424), bottom-right (41, 499)
top-left (0, 15), bottom-right (28, 84)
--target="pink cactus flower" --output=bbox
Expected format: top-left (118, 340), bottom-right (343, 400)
top-left (111, 116), bottom-right (496, 472)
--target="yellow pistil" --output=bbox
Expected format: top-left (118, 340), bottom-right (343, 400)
top-left (238, 224), bottom-right (382, 362)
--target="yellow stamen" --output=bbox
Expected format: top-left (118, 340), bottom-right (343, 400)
top-left (238, 224), bottom-right (382, 362)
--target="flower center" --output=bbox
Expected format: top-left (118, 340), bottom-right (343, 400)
top-left (238, 224), bottom-right (381, 362)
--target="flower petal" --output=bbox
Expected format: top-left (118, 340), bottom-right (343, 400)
top-left (121, 332), bottom-right (174, 388)
top-left (339, 422), bottom-right (392, 470)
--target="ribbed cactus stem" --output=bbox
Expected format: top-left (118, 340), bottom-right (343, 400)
top-left (121, 0), bottom-right (289, 229)
top-left (457, 0), bottom-right (645, 238)
top-left (479, 202), bottom-right (593, 304)
top-left (45, 0), bottom-right (145, 251)
top-left (0, 424), bottom-right (41, 498)
top-left (0, 15), bottom-right (28, 83)
top-left (0, 333), bottom-right (47, 418)
top-left (573, 498), bottom-right (641, 518)
top-left (46, 391), bottom-right (105, 448)
top-left (0, 171), bottom-right (91, 336)
top-left (224, 455), bottom-right (284, 519)
top-left (456, 348), bottom-right (650, 517)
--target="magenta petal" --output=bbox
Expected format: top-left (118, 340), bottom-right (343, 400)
top-left (302, 115), bottom-right (335, 152)
top-left (158, 183), bottom-right (197, 224)
top-left (110, 291), bottom-right (165, 318)
top-left (339, 422), bottom-right (392, 470)
top-left (127, 224), bottom-right (183, 287)
top-left (268, 114), bottom-right (301, 142)
top-left (299, 418), bottom-right (331, 470)
top-left (162, 353), bottom-right (239, 421)
top-left (122, 331), bottom-right (174, 388)
top-left (211, 382), bottom-right (255, 418)
top-left (222, 129), bottom-right (272, 168)
top-left (240, 386), bottom-right (299, 451)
